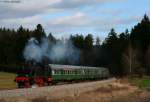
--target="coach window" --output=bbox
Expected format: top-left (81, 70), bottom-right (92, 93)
top-left (68, 70), bottom-right (70, 74)
top-left (63, 70), bottom-right (65, 74)
top-left (56, 70), bottom-right (60, 74)
top-left (71, 70), bottom-right (73, 74)
top-left (62, 70), bottom-right (64, 74)
top-left (75, 70), bottom-right (77, 74)
top-left (55, 70), bottom-right (57, 74)
top-left (70, 70), bottom-right (71, 74)
top-left (64, 70), bottom-right (66, 74)
top-left (95, 70), bottom-right (97, 74)
top-left (77, 70), bottom-right (79, 75)
top-left (52, 70), bottom-right (55, 75)
top-left (65, 70), bottom-right (67, 74)
top-left (67, 70), bottom-right (68, 74)
top-left (61, 70), bottom-right (63, 74)
top-left (82, 70), bottom-right (85, 74)
top-left (76, 70), bottom-right (78, 75)
top-left (57, 70), bottom-right (60, 74)
top-left (54, 70), bottom-right (56, 74)
top-left (59, 70), bottom-right (61, 74)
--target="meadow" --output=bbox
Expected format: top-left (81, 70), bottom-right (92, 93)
top-left (0, 72), bottom-right (17, 90)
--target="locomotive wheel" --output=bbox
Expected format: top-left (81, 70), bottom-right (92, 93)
top-left (18, 82), bottom-right (24, 88)
top-left (39, 79), bottom-right (44, 86)
top-left (47, 82), bottom-right (52, 86)
top-left (24, 82), bottom-right (30, 88)
top-left (36, 78), bottom-right (45, 87)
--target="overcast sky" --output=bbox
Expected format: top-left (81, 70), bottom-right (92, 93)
top-left (0, 0), bottom-right (149, 39)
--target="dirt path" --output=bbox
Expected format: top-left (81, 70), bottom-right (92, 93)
top-left (0, 78), bottom-right (116, 101)
top-left (0, 78), bottom-right (149, 102)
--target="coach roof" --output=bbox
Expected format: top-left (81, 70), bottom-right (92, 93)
top-left (48, 64), bottom-right (106, 70)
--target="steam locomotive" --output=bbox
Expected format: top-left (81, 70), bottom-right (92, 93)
top-left (15, 64), bottom-right (110, 88)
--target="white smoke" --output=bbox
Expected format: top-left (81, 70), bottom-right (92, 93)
top-left (49, 41), bottom-right (80, 64)
top-left (23, 38), bottom-right (43, 62)
top-left (23, 37), bottom-right (80, 64)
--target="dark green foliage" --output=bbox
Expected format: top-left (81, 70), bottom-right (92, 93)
top-left (70, 34), bottom-right (84, 49)
top-left (130, 14), bottom-right (150, 75)
top-left (32, 24), bottom-right (46, 43)
top-left (0, 14), bottom-right (150, 77)
top-left (69, 34), bottom-right (94, 66)
top-left (131, 14), bottom-right (150, 50)
top-left (84, 34), bottom-right (93, 50)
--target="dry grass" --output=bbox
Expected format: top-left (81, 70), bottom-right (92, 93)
top-left (31, 96), bottom-right (48, 102)
top-left (2, 78), bottom-right (150, 102)
top-left (0, 98), bottom-right (6, 102)
top-left (0, 72), bottom-right (17, 90)
top-left (45, 85), bottom-right (150, 102)
top-left (41, 83), bottom-right (137, 102)
top-left (109, 91), bottom-right (150, 102)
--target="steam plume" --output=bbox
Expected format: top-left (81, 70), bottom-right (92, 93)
top-left (23, 37), bottom-right (80, 64)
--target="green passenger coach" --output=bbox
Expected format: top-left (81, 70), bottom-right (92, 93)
top-left (49, 64), bottom-right (109, 81)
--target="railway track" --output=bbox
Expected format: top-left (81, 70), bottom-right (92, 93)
top-left (0, 78), bottom-right (116, 98)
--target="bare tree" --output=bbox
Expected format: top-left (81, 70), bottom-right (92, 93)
top-left (145, 46), bottom-right (150, 74)
top-left (96, 37), bottom-right (101, 46)
top-left (122, 44), bottom-right (143, 77)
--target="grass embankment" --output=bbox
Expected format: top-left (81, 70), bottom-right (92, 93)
top-left (0, 72), bottom-right (17, 89)
top-left (130, 76), bottom-right (150, 89)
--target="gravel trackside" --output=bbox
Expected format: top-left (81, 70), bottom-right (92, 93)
top-left (0, 78), bottom-right (116, 99)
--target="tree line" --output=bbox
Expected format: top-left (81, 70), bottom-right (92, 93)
top-left (0, 14), bottom-right (150, 77)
